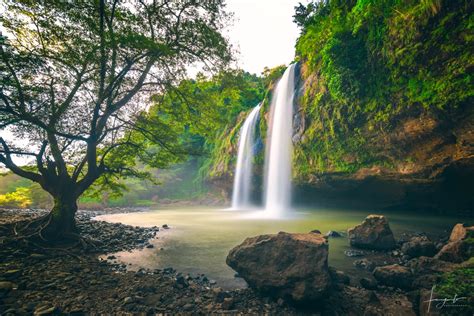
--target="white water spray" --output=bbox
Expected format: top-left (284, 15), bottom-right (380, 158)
top-left (264, 64), bottom-right (296, 217)
top-left (231, 104), bottom-right (261, 209)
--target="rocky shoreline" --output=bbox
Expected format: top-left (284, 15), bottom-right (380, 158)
top-left (0, 209), bottom-right (296, 315)
top-left (1, 209), bottom-right (472, 315)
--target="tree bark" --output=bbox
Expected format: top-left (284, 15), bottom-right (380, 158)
top-left (43, 194), bottom-right (78, 240)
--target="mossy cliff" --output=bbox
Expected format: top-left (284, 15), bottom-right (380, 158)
top-left (206, 0), bottom-right (474, 212)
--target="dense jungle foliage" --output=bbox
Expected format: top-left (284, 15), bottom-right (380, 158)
top-left (292, 0), bottom-right (473, 179)
top-left (0, 70), bottom-right (265, 207)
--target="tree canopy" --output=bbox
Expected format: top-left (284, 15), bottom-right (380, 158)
top-left (0, 0), bottom-right (232, 238)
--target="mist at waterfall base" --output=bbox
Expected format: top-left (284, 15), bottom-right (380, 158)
top-left (230, 64), bottom-right (296, 218)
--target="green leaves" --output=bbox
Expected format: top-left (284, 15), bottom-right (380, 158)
top-left (291, 0), bottom-right (473, 178)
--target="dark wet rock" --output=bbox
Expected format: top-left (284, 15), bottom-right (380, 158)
top-left (175, 275), bottom-right (189, 287)
top-left (344, 249), bottom-right (366, 257)
top-left (0, 281), bottom-right (16, 290)
top-left (182, 303), bottom-right (194, 311)
top-left (348, 215), bottom-right (396, 250)
top-left (221, 297), bottom-right (234, 310)
top-left (145, 244), bottom-right (154, 248)
top-left (329, 267), bottom-right (350, 285)
top-left (373, 264), bottom-right (413, 289)
top-left (360, 277), bottom-right (378, 290)
top-left (409, 256), bottom-right (457, 274)
top-left (408, 256), bottom-right (458, 287)
top-left (353, 258), bottom-right (376, 271)
top-left (310, 229), bottom-right (321, 234)
top-left (162, 224), bottom-right (169, 229)
top-left (226, 231), bottom-right (331, 301)
top-left (325, 230), bottom-right (342, 238)
top-left (401, 236), bottom-right (437, 258)
top-left (322, 285), bottom-right (378, 315)
top-left (435, 223), bottom-right (474, 262)
top-left (374, 293), bottom-right (416, 316)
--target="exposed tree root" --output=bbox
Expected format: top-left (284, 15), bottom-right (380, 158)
top-left (8, 213), bottom-right (102, 254)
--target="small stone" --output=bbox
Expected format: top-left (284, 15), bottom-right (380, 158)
top-left (162, 224), bottom-right (169, 229)
top-left (4, 269), bottom-right (21, 277)
top-left (310, 229), bottom-right (322, 234)
top-left (325, 230), bottom-right (342, 237)
top-left (182, 303), bottom-right (194, 311)
top-left (0, 281), bottom-right (16, 291)
top-left (344, 249), bottom-right (366, 257)
top-left (221, 297), bottom-right (234, 310)
top-left (30, 254), bottom-right (47, 259)
top-left (123, 297), bottom-right (133, 304)
top-left (176, 275), bottom-right (189, 287)
top-left (33, 306), bottom-right (57, 316)
top-left (107, 255), bottom-right (116, 260)
top-left (353, 258), bottom-right (376, 271)
top-left (373, 264), bottom-right (413, 289)
top-left (360, 277), bottom-right (377, 290)
top-left (146, 244), bottom-right (154, 248)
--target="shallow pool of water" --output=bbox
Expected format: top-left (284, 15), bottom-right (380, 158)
top-left (95, 207), bottom-right (467, 289)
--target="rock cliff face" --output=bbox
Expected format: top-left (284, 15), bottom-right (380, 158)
top-left (292, 67), bottom-right (474, 212)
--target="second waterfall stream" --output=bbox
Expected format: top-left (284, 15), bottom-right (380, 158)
top-left (231, 103), bottom-right (262, 209)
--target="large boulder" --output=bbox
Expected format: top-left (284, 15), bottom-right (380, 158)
top-left (226, 231), bottom-right (330, 301)
top-left (435, 223), bottom-right (474, 262)
top-left (373, 264), bottom-right (413, 289)
top-left (401, 236), bottom-right (437, 258)
top-left (348, 215), bottom-right (396, 250)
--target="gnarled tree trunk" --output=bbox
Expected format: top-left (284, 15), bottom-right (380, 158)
top-left (45, 194), bottom-right (78, 239)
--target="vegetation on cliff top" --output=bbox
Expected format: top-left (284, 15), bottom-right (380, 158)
top-left (292, 0), bottom-right (473, 180)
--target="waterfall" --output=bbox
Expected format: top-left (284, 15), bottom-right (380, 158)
top-left (231, 103), bottom-right (262, 209)
top-left (264, 64), bottom-right (296, 216)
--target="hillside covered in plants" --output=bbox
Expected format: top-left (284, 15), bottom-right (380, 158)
top-left (206, 0), bottom-right (474, 211)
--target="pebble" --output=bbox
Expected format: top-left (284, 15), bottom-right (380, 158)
top-left (0, 281), bottom-right (16, 290)
top-left (123, 297), bottom-right (134, 304)
top-left (325, 230), bottom-right (342, 237)
top-left (183, 303), bottom-right (194, 311)
top-left (344, 249), bottom-right (366, 257)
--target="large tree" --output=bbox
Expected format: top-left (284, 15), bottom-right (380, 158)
top-left (0, 0), bottom-right (231, 241)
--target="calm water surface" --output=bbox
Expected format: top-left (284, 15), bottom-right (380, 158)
top-left (95, 207), bottom-right (467, 289)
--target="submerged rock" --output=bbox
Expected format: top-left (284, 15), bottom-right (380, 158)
top-left (373, 264), bottom-right (413, 289)
top-left (435, 223), bottom-right (474, 263)
top-left (401, 236), bottom-right (437, 258)
top-left (348, 215), bottom-right (396, 250)
top-left (353, 258), bottom-right (376, 271)
top-left (325, 230), bottom-right (342, 238)
top-left (226, 231), bottom-right (330, 301)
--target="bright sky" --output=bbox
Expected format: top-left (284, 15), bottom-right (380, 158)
top-left (225, 0), bottom-right (307, 75)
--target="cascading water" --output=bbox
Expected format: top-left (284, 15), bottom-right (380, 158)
top-left (231, 103), bottom-right (262, 209)
top-left (263, 64), bottom-right (296, 217)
